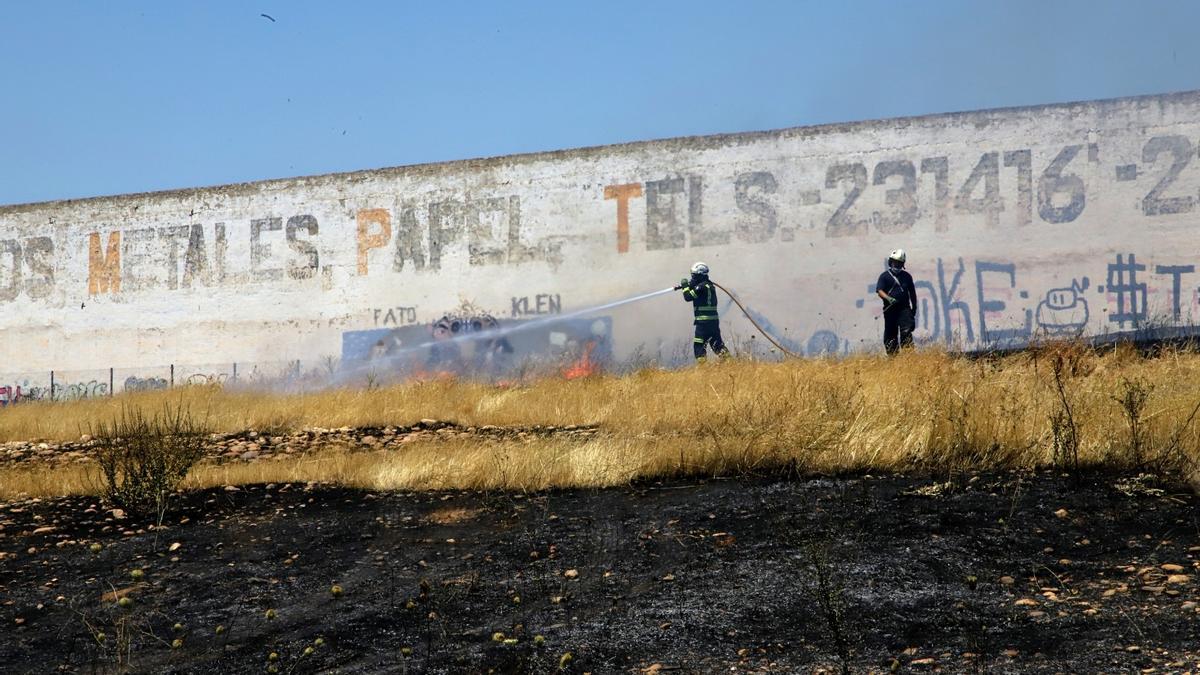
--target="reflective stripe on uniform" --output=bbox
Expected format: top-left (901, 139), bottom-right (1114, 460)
top-left (694, 315), bottom-right (718, 321)
top-left (693, 337), bottom-right (705, 343)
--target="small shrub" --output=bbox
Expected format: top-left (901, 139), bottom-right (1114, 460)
top-left (92, 404), bottom-right (208, 521)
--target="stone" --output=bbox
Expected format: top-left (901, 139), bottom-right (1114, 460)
top-left (1161, 563), bottom-right (1185, 572)
top-left (1014, 598), bottom-right (1039, 607)
top-left (562, 569), bottom-right (579, 579)
top-left (999, 576), bottom-right (1015, 585)
top-left (1053, 508), bottom-right (1069, 519)
top-left (1166, 574), bottom-right (1190, 584)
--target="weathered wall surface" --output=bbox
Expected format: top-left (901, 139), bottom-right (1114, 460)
top-left (3, 91), bottom-right (1200, 396)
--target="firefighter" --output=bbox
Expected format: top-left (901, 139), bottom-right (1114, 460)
top-left (876, 249), bottom-right (918, 355)
top-left (678, 262), bottom-right (728, 362)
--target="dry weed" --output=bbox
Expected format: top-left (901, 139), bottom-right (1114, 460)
top-left (1, 346), bottom-right (1199, 499)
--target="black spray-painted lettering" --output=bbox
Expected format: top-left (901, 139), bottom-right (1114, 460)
top-left (955, 152), bottom-right (1002, 227)
top-left (158, 225), bottom-right (190, 290)
top-left (1003, 149), bottom-right (1033, 226)
top-left (687, 175), bottom-right (727, 246)
top-left (645, 177), bottom-right (687, 250)
top-left (285, 215), bottom-right (319, 280)
top-left (872, 160), bottom-right (916, 233)
top-left (428, 200), bottom-right (463, 269)
top-left (1141, 135), bottom-right (1195, 216)
top-left (250, 217), bottom-right (284, 281)
top-left (1154, 264), bottom-right (1195, 321)
top-left (976, 261), bottom-right (1031, 342)
top-left (122, 227), bottom-right (157, 292)
top-left (937, 257), bottom-right (974, 344)
top-left (734, 171), bottom-right (778, 244)
top-left (392, 205), bottom-right (427, 273)
top-left (825, 163), bottom-right (868, 237)
top-left (1038, 145), bottom-right (1087, 223)
top-left (468, 197), bottom-right (509, 266)
top-left (511, 293), bottom-right (562, 317)
top-left (919, 157), bottom-right (950, 232)
top-left (0, 240), bottom-right (22, 302)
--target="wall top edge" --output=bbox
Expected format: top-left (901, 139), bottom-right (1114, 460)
top-left (4, 88), bottom-right (1199, 215)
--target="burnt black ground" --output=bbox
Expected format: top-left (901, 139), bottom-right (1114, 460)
top-left (0, 472), bottom-right (1198, 674)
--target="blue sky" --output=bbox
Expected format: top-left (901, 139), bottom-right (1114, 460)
top-left (2, 0), bottom-right (1199, 205)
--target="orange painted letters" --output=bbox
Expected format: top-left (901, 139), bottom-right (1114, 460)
top-left (603, 183), bottom-right (643, 253)
top-left (88, 231), bottom-right (121, 295)
top-left (356, 208), bottom-right (392, 275)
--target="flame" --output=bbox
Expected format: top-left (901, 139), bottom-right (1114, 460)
top-left (562, 341), bottom-right (599, 380)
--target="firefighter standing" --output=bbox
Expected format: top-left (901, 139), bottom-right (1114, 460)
top-left (679, 262), bottom-right (728, 362)
top-left (876, 249), bottom-right (917, 355)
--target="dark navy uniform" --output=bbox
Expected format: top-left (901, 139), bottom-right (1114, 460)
top-left (682, 274), bottom-right (728, 361)
top-left (876, 267), bottom-right (917, 354)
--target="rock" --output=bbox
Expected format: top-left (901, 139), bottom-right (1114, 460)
top-left (1166, 574), bottom-right (1190, 584)
top-left (224, 485), bottom-right (240, 492)
top-left (31, 526), bottom-right (54, 534)
top-left (1125, 645), bottom-right (1141, 653)
top-left (562, 569), bottom-right (579, 579)
top-left (419, 419), bottom-right (437, 428)
top-left (1014, 598), bottom-right (1039, 607)
top-left (910, 657), bottom-right (936, 666)
top-left (999, 576), bottom-right (1015, 585)
top-left (239, 451), bottom-right (259, 461)
top-left (1161, 563), bottom-right (1185, 572)
top-left (110, 509), bottom-right (126, 520)
top-left (1139, 585), bottom-right (1165, 594)
top-left (1027, 610), bottom-right (1046, 618)
top-left (168, 542), bottom-right (181, 552)
top-left (1181, 601), bottom-right (1197, 611)
top-left (1053, 508), bottom-right (1069, 519)
top-left (361, 436), bottom-right (379, 446)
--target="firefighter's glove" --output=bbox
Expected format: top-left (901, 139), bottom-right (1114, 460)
top-left (884, 296), bottom-right (897, 307)
top-left (678, 278), bottom-right (691, 290)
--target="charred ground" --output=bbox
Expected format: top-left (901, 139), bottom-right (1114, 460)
top-left (1, 471), bottom-right (1198, 674)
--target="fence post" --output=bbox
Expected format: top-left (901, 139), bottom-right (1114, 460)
top-left (109, 367), bottom-right (114, 396)
top-left (232, 362), bottom-right (238, 382)
top-left (170, 364), bottom-right (174, 387)
top-left (49, 370), bottom-right (54, 402)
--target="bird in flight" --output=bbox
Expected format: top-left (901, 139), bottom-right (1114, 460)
top-left (260, 13), bottom-right (276, 22)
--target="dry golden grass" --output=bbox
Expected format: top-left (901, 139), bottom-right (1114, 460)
top-left (2, 343), bottom-right (1200, 500)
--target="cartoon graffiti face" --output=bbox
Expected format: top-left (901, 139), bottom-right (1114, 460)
top-left (1046, 287), bottom-right (1080, 311)
top-left (1035, 277), bottom-right (1090, 334)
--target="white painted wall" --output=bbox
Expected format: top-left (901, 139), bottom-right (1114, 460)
top-left (3, 91), bottom-right (1200, 397)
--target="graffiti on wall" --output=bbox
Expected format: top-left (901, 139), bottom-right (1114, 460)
top-left (5, 93), bottom-right (1200, 372)
top-left (846, 252), bottom-right (1199, 348)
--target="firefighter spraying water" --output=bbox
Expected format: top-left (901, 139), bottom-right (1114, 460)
top-left (674, 262), bottom-right (729, 362)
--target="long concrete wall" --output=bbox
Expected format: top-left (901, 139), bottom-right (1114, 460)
top-left (3, 90), bottom-right (1200, 397)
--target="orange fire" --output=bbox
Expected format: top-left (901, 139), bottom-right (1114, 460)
top-left (562, 341), bottom-right (599, 380)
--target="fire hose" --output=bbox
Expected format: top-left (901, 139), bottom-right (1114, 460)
top-left (675, 280), bottom-right (805, 359)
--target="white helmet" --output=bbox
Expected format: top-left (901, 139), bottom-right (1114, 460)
top-left (888, 249), bottom-right (906, 264)
top-left (690, 261), bottom-right (710, 275)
